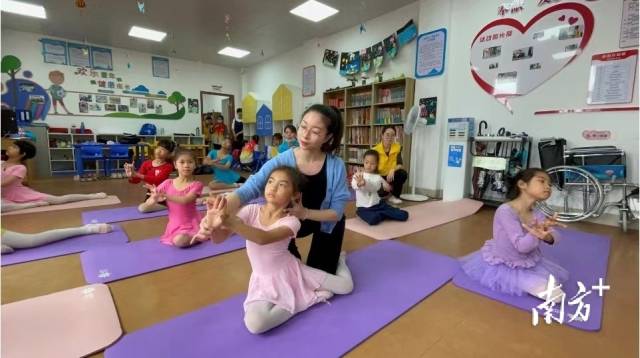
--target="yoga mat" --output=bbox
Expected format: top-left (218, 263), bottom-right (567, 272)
top-left (81, 234), bottom-right (246, 283)
top-left (1, 225), bottom-right (129, 266)
top-left (346, 198), bottom-right (483, 240)
top-left (82, 197), bottom-right (266, 224)
top-left (453, 228), bottom-right (610, 331)
top-left (3, 195), bottom-right (121, 216)
top-left (2, 284), bottom-right (122, 358)
top-left (105, 241), bottom-right (459, 357)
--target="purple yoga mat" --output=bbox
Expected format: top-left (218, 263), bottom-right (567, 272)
top-left (81, 205), bottom-right (204, 225)
top-left (1, 225), bottom-right (129, 266)
top-left (80, 235), bottom-right (246, 283)
top-left (82, 198), bottom-right (266, 224)
top-left (453, 228), bottom-right (610, 331)
top-left (105, 241), bottom-right (459, 358)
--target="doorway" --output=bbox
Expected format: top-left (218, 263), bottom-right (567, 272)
top-left (200, 91), bottom-right (235, 149)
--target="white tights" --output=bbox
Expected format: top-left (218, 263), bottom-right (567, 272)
top-left (1, 223), bottom-right (112, 254)
top-left (243, 252), bottom-right (354, 334)
top-left (1, 193), bottom-right (107, 212)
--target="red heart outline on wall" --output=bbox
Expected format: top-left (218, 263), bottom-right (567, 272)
top-left (470, 2), bottom-right (594, 99)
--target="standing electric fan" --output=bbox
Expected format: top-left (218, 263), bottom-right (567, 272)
top-left (400, 105), bottom-right (429, 202)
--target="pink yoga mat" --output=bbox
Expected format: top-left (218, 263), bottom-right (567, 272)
top-left (2, 284), bottom-right (122, 358)
top-left (346, 199), bottom-right (483, 240)
top-left (2, 195), bottom-right (121, 216)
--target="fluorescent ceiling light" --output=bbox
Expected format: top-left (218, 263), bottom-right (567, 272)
top-left (128, 26), bottom-right (167, 42)
top-left (218, 47), bottom-right (250, 58)
top-left (1, 0), bottom-right (46, 19)
top-left (290, 0), bottom-right (338, 22)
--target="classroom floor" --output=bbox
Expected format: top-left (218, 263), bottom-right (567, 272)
top-left (2, 175), bottom-right (638, 358)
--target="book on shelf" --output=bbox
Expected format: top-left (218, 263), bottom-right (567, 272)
top-left (349, 92), bottom-right (371, 107)
top-left (349, 108), bottom-right (371, 125)
top-left (326, 97), bottom-right (345, 108)
top-left (377, 87), bottom-right (405, 103)
top-left (374, 108), bottom-right (405, 124)
top-left (347, 127), bottom-right (370, 145)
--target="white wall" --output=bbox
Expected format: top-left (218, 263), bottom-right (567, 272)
top-left (439, 0), bottom-right (638, 208)
top-left (243, 0), bottom-right (638, 205)
top-left (1, 29), bottom-right (241, 135)
top-left (241, 2), bottom-right (420, 106)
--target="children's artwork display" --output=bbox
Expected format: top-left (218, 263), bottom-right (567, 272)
top-left (1, 55), bottom-right (52, 120)
top-left (322, 49), bottom-right (339, 67)
top-left (321, 18), bottom-right (417, 76)
top-left (419, 97), bottom-right (437, 125)
top-left (470, 3), bottom-right (594, 111)
top-left (188, 98), bottom-right (199, 113)
top-left (152, 56), bottom-right (170, 78)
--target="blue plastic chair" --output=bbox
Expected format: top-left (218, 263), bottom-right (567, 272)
top-left (105, 144), bottom-right (131, 176)
top-left (75, 144), bottom-right (106, 176)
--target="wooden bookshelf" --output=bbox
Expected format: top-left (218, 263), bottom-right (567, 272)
top-left (323, 77), bottom-right (415, 180)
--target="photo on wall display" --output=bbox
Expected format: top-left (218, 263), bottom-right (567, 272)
top-left (105, 104), bottom-right (116, 111)
top-left (559, 25), bottom-right (584, 40)
top-left (188, 98), bottom-right (199, 113)
top-left (339, 52), bottom-right (350, 76)
top-left (147, 99), bottom-right (155, 109)
top-left (109, 96), bottom-right (121, 104)
top-left (89, 103), bottom-right (102, 111)
top-left (419, 97), bottom-right (437, 125)
top-left (79, 94), bottom-right (93, 102)
top-left (138, 103), bottom-right (146, 113)
top-left (96, 95), bottom-right (108, 103)
top-left (117, 105), bottom-right (129, 112)
top-left (483, 46), bottom-right (501, 59)
top-left (79, 101), bottom-right (89, 113)
top-left (155, 104), bottom-right (163, 114)
top-left (512, 46), bottom-right (533, 61)
top-left (129, 97), bottom-right (138, 108)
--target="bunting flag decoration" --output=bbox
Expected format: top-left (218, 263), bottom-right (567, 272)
top-left (321, 18), bottom-right (417, 75)
top-left (384, 34), bottom-right (398, 59)
top-left (397, 19), bottom-right (417, 45)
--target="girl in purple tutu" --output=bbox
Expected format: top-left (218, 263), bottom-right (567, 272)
top-left (460, 168), bottom-right (568, 301)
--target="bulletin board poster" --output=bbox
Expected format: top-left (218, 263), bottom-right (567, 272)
top-left (619, 0), bottom-right (639, 48)
top-left (302, 65), bottom-right (316, 97)
top-left (68, 43), bottom-right (92, 67)
top-left (470, 3), bottom-right (594, 100)
top-left (415, 28), bottom-right (446, 78)
top-left (447, 145), bottom-right (463, 168)
top-left (587, 50), bottom-right (638, 105)
top-left (41, 38), bottom-right (68, 65)
top-left (91, 46), bottom-right (113, 71)
top-left (152, 56), bottom-right (170, 79)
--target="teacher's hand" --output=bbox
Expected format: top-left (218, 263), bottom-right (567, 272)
top-left (285, 195), bottom-right (308, 221)
top-left (386, 169), bottom-right (395, 183)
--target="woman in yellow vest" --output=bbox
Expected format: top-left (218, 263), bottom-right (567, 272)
top-left (372, 126), bottom-right (408, 204)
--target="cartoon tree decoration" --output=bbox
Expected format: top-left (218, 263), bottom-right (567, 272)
top-left (2, 55), bottom-right (22, 108)
top-left (167, 91), bottom-right (186, 111)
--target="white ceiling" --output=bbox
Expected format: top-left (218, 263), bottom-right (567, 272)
top-left (1, 0), bottom-right (417, 68)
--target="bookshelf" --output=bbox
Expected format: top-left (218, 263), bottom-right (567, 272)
top-left (323, 77), bottom-right (415, 180)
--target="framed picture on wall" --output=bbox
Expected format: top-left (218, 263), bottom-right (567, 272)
top-left (152, 56), bottom-right (170, 78)
top-left (302, 65), bottom-right (316, 97)
top-left (40, 38), bottom-right (68, 65)
top-left (91, 46), bottom-right (113, 71)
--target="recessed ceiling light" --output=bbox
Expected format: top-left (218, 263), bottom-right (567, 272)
top-left (290, 0), bottom-right (338, 23)
top-left (1, 0), bottom-right (46, 19)
top-left (128, 26), bottom-right (167, 42)
top-left (218, 47), bottom-right (251, 58)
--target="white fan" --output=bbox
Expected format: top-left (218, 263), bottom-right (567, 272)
top-left (400, 105), bottom-right (429, 202)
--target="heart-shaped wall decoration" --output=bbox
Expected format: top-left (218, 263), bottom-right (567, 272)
top-left (470, 3), bottom-right (594, 102)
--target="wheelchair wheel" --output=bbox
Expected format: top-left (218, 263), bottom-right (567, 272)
top-left (538, 166), bottom-right (604, 222)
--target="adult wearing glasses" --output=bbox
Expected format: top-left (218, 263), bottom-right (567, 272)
top-left (372, 126), bottom-right (408, 205)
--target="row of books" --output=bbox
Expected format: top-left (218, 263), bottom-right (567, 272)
top-left (348, 92), bottom-right (371, 107)
top-left (326, 97), bottom-right (345, 108)
top-left (374, 108), bottom-right (405, 124)
top-left (348, 108), bottom-right (371, 125)
top-left (345, 127), bottom-right (370, 145)
top-left (376, 87), bottom-right (405, 103)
